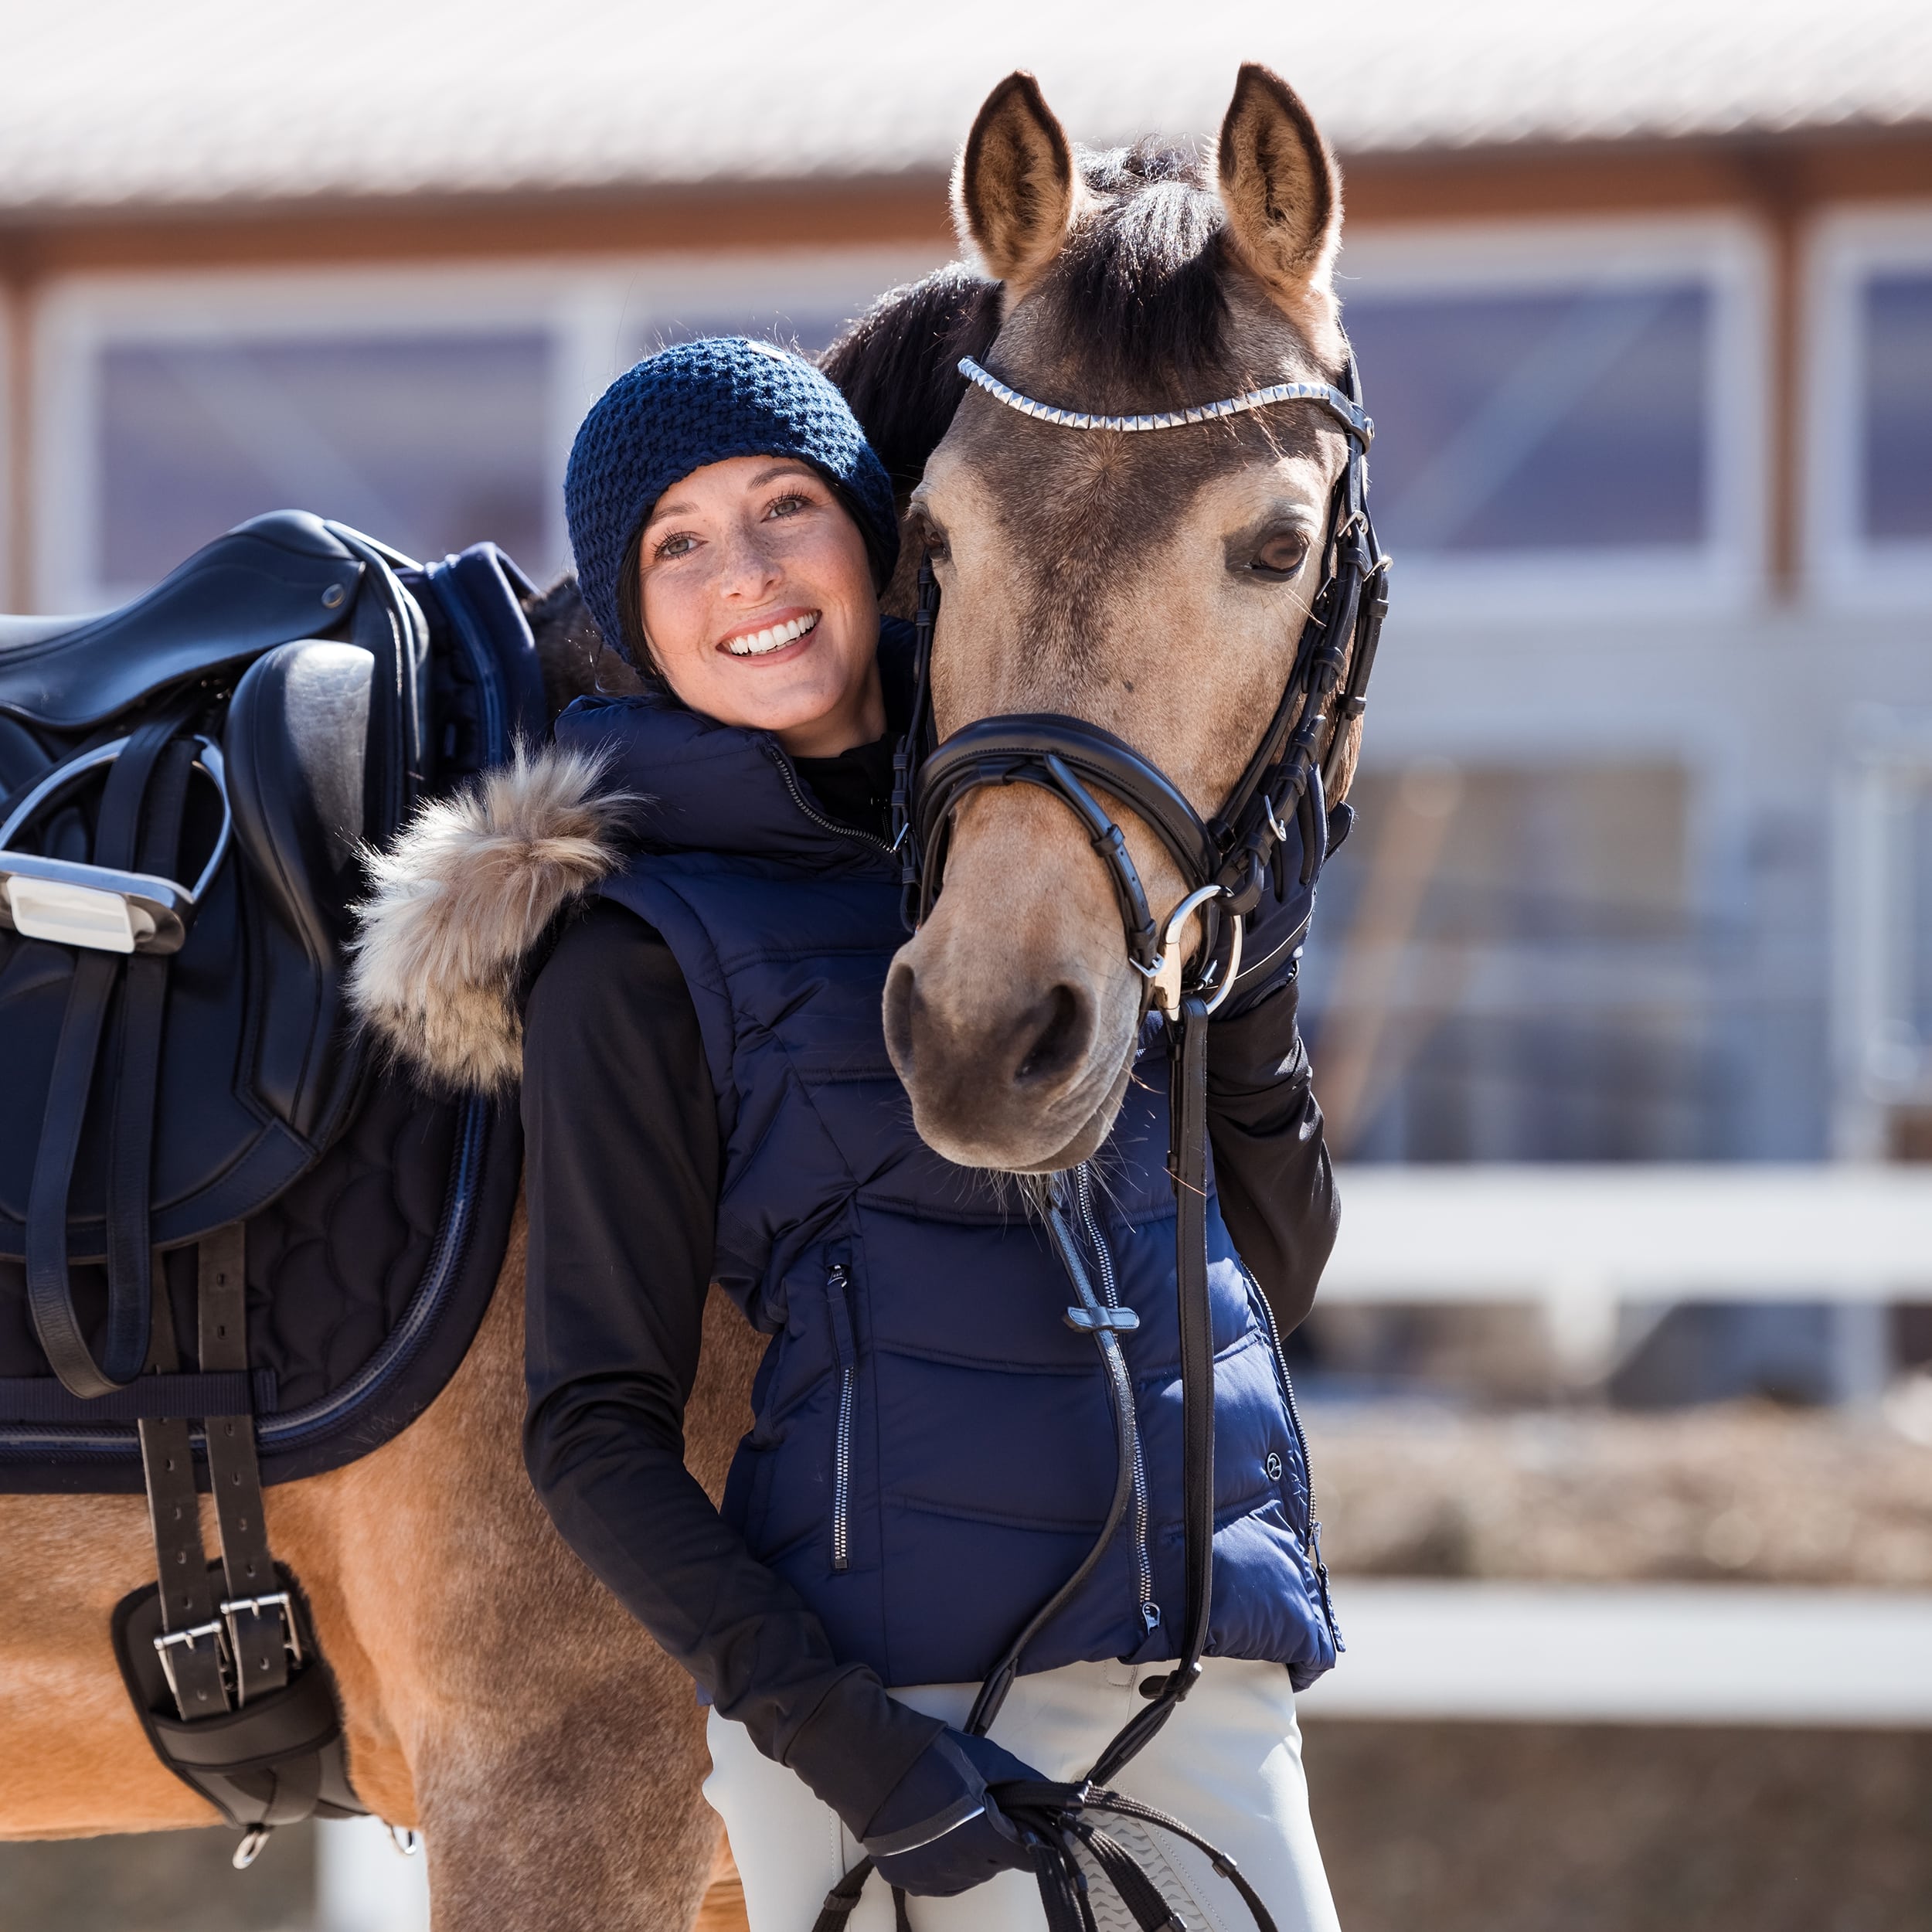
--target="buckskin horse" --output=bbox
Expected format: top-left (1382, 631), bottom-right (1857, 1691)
top-left (0, 60), bottom-right (1370, 1932)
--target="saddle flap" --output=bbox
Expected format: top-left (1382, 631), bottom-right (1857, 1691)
top-left (0, 512), bottom-right (362, 730)
top-left (226, 641), bottom-right (372, 962)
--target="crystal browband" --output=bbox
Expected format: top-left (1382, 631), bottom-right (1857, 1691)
top-left (957, 355), bottom-right (1372, 444)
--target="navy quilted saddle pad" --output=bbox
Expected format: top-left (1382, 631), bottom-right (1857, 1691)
top-left (0, 512), bottom-right (532, 1493)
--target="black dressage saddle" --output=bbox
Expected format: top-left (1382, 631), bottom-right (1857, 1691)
top-left (0, 511), bottom-right (537, 1856)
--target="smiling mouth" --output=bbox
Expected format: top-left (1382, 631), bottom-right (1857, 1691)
top-left (721, 611), bottom-right (820, 657)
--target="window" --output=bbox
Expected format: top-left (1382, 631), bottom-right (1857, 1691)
top-left (1335, 219), bottom-right (1765, 610)
top-left (1346, 286), bottom-right (1709, 553)
top-left (1299, 760), bottom-right (1740, 1163)
top-left (1833, 722), bottom-right (1932, 1160)
top-left (1811, 209), bottom-right (1932, 594)
top-left (31, 249), bottom-right (943, 611)
top-left (1863, 272), bottom-right (1932, 543)
top-left (96, 333), bottom-right (553, 590)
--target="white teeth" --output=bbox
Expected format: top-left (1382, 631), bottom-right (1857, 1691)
top-left (726, 612), bottom-right (818, 655)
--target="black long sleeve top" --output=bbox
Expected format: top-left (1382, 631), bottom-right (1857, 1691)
top-left (522, 744), bottom-right (1338, 1832)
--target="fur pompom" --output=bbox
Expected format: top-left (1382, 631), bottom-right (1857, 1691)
top-left (347, 747), bottom-right (631, 1091)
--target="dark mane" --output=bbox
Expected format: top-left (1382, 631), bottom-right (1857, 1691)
top-left (1051, 141), bottom-right (1231, 395)
top-left (819, 264), bottom-right (1002, 502)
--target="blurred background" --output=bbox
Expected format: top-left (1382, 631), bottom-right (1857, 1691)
top-left (2, 1), bottom-right (1930, 1927)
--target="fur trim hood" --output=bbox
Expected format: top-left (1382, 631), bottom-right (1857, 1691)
top-left (346, 747), bottom-right (631, 1091)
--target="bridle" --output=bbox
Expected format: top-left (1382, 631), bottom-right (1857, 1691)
top-left (892, 351), bottom-right (1388, 1022)
top-left (817, 352), bottom-right (1389, 1932)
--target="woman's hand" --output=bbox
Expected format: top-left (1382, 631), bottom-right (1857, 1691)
top-left (861, 1729), bottom-right (1042, 1897)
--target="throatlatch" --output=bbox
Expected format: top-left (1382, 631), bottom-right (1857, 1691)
top-left (831, 348), bottom-right (1388, 1930)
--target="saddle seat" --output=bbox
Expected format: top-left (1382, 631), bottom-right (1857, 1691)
top-left (0, 512), bottom-right (366, 730)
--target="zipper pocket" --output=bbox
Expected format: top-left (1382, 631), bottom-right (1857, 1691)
top-left (1253, 1281), bottom-right (1342, 1650)
top-left (825, 1263), bottom-right (858, 1573)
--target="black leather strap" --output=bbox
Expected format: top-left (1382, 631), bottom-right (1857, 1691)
top-left (26, 713), bottom-right (195, 1396)
top-left (24, 950), bottom-right (121, 1391)
top-left (198, 1226), bottom-right (288, 1700)
top-left (810, 1856), bottom-right (874, 1931)
top-left (107, 738), bottom-right (196, 1359)
top-left (137, 1272), bottom-right (230, 1719)
top-left (1088, 998), bottom-right (1214, 1788)
top-left (917, 712), bottom-right (1219, 897)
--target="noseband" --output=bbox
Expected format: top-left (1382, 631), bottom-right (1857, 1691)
top-left (828, 352), bottom-right (1390, 1932)
top-left (891, 351), bottom-right (1389, 1021)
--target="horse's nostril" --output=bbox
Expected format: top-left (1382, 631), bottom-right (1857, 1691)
top-left (883, 960), bottom-right (917, 1077)
top-left (1014, 985), bottom-right (1093, 1090)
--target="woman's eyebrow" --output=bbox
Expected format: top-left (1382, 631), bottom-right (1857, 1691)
top-left (746, 461), bottom-right (819, 490)
top-left (645, 497), bottom-right (696, 526)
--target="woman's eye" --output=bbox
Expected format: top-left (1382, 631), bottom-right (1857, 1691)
top-left (1251, 532), bottom-right (1309, 577)
top-left (653, 532), bottom-right (698, 561)
top-left (766, 492), bottom-right (810, 520)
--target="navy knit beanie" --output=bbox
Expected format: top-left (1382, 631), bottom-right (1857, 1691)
top-left (564, 336), bottom-right (900, 661)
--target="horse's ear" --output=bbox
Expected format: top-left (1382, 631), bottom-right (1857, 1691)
top-left (1215, 64), bottom-right (1342, 321)
top-left (953, 72), bottom-right (1083, 292)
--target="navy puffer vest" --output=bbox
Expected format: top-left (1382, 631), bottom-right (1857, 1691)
top-left (553, 631), bottom-right (1338, 1693)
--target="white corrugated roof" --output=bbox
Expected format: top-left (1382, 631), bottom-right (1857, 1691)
top-left (1, 0), bottom-right (1927, 213)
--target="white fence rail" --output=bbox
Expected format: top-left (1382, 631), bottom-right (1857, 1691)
top-left (1325, 1163), bottom-right (1932, 1302)
top-left (1322, 1162), bottom-right (1932, 1379)
top-left (1298, 1582), bottom-right (1932, 1727)
top-left (1307, 1165), bottom-right (1932, 1729)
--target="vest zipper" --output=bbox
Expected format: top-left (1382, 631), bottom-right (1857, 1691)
top-left (1073, 1165), bottom-right (1160, 1637)
top-left (767, 747), bottom-right (893, 852)
top-left (825, 1263), bottom-right (859, 1573)
top-left (1252, 1281), bottom-right (1342, 1651)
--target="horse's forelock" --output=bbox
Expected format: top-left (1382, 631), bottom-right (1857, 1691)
top-left (1042, 141), bottom-right (1233, 403)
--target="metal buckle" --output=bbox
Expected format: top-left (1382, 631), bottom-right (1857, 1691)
top-left (1149, 884), bottom-right (1247, 1017)
top-left (0, 736), bottom-right (232, 954)
top-left (232, 1825), bottom-right (274, 1869)
top-left (152, 1617), bottom-right (231, 1705)
top-left (220, 1590), bottom-right (304, 1668)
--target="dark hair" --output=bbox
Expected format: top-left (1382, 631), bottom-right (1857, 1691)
top-left (614, 522), bottom-right (660, 683)
top-left (610, 461), bottom-right (888, 680)
top-left (819, 264), bottom-right (1002, 502)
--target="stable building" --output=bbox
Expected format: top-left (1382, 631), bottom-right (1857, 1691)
top-left (2, 0), bottom-right (1930, 1179)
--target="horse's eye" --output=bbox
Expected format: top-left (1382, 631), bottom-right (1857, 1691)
top-left (1251, 532), bottom-right (1309, 578)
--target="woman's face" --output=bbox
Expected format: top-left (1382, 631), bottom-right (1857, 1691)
top-left (638, 455), bottom-right (884, 757)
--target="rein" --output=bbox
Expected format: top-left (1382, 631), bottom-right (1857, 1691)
top-left (818, 352), bottom-right (1389, 1930)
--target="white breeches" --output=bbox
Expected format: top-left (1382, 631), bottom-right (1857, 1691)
top-left (703, 1655), bottom-right (1342, 1932)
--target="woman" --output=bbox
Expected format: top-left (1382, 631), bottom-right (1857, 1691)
top-left (523, 336), bottom-right (1343, 1930)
